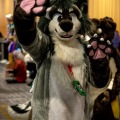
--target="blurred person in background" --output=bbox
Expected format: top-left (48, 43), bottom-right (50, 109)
top-left (6, 50), bottom-right (27, 83)
top-left (5, 14), bottom-right (15, 41)
top-left (5, 14), bottom-right (22, 67)
top-left (112, 31), bottom-right (120, 48)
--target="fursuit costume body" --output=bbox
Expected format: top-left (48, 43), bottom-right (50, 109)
top-left (13, 0), bottom-right (120, 120)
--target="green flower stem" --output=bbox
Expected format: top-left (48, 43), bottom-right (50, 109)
top-left (72, 80), bottom-right (86, 96)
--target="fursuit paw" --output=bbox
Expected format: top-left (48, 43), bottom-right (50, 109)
top-left (20, 0), bottom-right (48, 15)
top-left (87, 33), bottom-right (113, 60)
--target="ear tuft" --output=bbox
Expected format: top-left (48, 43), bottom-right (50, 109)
top-left (38, 17), bottom-right (50, 34)
top-left (79, 14), bottom-right (93, 35)
top-left (75, 0), bottom-right (88, 14)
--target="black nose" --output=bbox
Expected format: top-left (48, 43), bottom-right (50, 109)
top-left (59, 21), bottom-right (73, 32)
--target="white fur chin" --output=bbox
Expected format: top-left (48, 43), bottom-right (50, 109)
top-left (53, 37), bottom-right (85, 66)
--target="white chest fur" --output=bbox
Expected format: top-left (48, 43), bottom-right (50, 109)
top-left (48, 38), bottom-right (87, 120)
top-left (53, 38), bottom-right (87, 86)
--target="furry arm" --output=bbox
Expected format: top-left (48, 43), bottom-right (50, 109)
top-left (13, 0), bottom-right (47, 45)
top-left (87, 34), bottom-right (112, 88)
top-left (13, 4), bottom-right (37, 45)
top-left (87, 17), bottom-right (117, 88)
top-left (90, 58), bottom-right (110, 88)
top-left (13, 1), bottom-right (50, 66)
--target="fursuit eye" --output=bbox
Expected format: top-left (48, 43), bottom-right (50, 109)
top-left (58, 15), bottom-right (63, 22)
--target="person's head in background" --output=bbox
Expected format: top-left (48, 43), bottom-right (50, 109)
top-left (5, 14), bottom-right (15, 41)
top-left (5, 14), bottom-right (13, 23)
top-left (12, 50), bottom-right (24, 61)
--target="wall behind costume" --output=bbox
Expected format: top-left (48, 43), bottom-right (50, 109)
top-left (88, 0), bottom-right (120, 33)
top-left (0, 0), bottom-right (14, 38)
top-left (0, 0), bottom-right (120, 36)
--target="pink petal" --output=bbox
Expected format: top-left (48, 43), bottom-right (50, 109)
top-left (37, 0), bottom-right (46, 5)
top-left (105, 48), bottom-right (111, 54)
top-left (93, 48), bottom-right (106, 60)
top-left (99, 45), bottom-right (106, 49)
top-left (20, 0), bottom-right (35, 14)
top-left (91, 41), bottom-right (97, 49)
top-left (89, 50), bottom-right (94, 56)
top-left (32, 6), bottom-right (44, 14)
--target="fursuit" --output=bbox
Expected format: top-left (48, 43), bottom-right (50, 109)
top-left (90, 17), bottom-right (120, 120)
top-left (13, 0), bottom-right (115, 120)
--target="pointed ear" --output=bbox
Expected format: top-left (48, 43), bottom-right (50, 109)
top-left (100, 19), bottom-right (116, 32)
top-left (100, 17), bottom-right (116, 31)
top-left (107, 20), bottom-right (116, 31)
top-left (75, 0), bottom-right (88, 14)
top-left (79, 15), bottom-right (93, 35)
